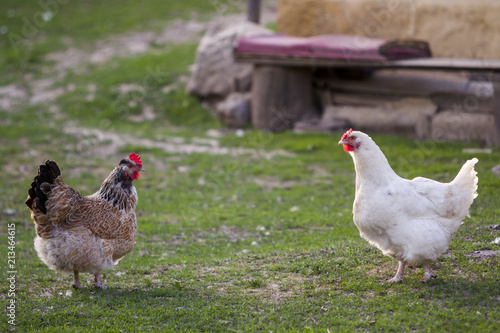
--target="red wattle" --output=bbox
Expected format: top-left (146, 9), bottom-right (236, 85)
top-left (343, 144), bottom-right (354, 153)
top-left (130, 172), bottom-right (140, 180)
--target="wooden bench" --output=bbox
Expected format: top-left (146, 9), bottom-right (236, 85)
top-left (234, 38), bottom-right (500, 144)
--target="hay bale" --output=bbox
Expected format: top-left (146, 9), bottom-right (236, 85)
top-left (277, 0), bottom-right (500, 59)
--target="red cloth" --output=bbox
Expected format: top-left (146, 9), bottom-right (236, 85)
top-left (235, 34), bottom-right (431, 61)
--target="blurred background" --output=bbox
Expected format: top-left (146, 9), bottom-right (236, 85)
top-left (1, 1), bottom-right (499, 331)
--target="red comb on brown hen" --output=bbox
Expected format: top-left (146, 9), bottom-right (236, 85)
top-left (129, 153), bottom-right (142, 168)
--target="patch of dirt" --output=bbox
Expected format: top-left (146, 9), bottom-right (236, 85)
top-left (366, 265), bottom-right (394, 278)
top-left (151, 225), bottom-right (261, 248)
top-left (203, 267), bottom-right (308, 301)
top-left (215, 225), bottom-right (253, 243)
top-left (2, 4), bottom-right (277, 112)
top-left (29, 78), bottom-right (66, 104)
top-left (64, 126), bottom-right (294, 159)
top-left (307, 165), bottom-right (331, 177)
top-left (0, 84), bottom-right (27, 111)
top-left (464, 250), bottom-right (499, 260)
top-left (491, 164), bottom-right (500, 176)
top-left (128, 104), bottom-right (156, 122)
top-left (451, 266), bottom-right (474, 280)
top-left (251, 175), bottom-right (333, 190)
top-left (442, 251), bottom-right (456, 259)
top-left (252, 177), bottom-right (300, 190)
top-left (487, 224), bottom-right (500, 231)
top-left (163, 264), bottom-right (187, 271)
top-left (45, 10), bottom-right (278, 77)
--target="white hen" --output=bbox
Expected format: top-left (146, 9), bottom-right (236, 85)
top-left (339, 129), bottom-right (478, 282)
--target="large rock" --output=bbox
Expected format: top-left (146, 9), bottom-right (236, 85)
top-left (188, 21), bottom-right (272, 98)
top-left (323, 96), bottom-right (437, 133)
top-left (417, 110), bottom-right (496, 144)
top-left (277, 0), bottom-right (500, 60)
top-left (214, 92), bottom-right (252, 128)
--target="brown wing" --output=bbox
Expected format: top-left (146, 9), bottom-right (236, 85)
top-left (39, 177), bottom-right (84, 226)
top-left (29, 169), bottom-right (136, 241)
top-left (66, 196), bottom-right (135, 240)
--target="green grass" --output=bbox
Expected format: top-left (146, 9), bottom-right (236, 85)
top-left (0, 0), bottom-right (245, 84)
top-left (1, 1), bottom-right (499, 332)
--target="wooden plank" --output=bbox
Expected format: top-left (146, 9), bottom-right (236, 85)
top-left (430, 92), bottom-right (494, 114)
top-left (252, 66), bottom-right (317, 132)
top-left (235, 53), bottom-right (392, 68)
top-left (320, 70), bottom-right (472, 97)
top-left (234, 53), bottom-right (500, 71)
top-left (246, 0), bottom-right (260, 24)
top-left (331, 93), bottom-right (404, 107)
top-left (386, 58), bottom-right (500, 71)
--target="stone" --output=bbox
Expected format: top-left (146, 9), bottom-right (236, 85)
top-left (323, 97), bottom-right (436, 133)
top-left (293, 118), bottom-right (350, 133)
top-left (319, 69), bottom-right (479, 98)
top-left (187, 21), bottom-right (272, 98)
top-left (427, 110), bottom-right (496, 144)
top-left (277, 0), bottom-right (500, 60)
top-left (214, 92), bottom-right (252, 128)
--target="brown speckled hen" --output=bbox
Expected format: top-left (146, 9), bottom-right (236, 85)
top-left (25, 154), bottom-right (143, 289)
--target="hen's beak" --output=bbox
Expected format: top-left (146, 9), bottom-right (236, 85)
top-left (338, 138), bottom-right (348, 145)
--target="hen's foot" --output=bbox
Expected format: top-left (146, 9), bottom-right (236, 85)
top-left (93, 273), bottom-right (108, 289)
top-left (93, 283), bottom-right (108, 289)
top-left (387, 260), bottom-right (406, 283)
top-left (420, 275), bottom-right (436, 283)
top-left (72, 271), bottom-right (82, 289)
top-left (421, 264), bottom-right (437, 282)
top-left (387, 276), bottom-right (403, 283)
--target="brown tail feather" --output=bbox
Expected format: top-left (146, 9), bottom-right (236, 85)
top-left (25, 160), bottom-right (61, 214)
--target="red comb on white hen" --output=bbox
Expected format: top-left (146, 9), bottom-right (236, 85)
top-left (338, 128), bottom-right (358, 153)
top-left (339, 130), bottom-right (478, 282)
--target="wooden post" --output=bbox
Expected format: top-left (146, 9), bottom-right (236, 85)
top-left (247, 0), bottom-right (260, 24)
top-left (493, 72), bottom-right (500, 145)
top-left (252, 65), bottom-right (317, 132)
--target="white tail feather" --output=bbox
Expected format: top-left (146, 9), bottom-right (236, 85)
top-left (451, 158), bottom-right (479, 200)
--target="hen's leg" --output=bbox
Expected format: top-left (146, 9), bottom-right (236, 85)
top-left (422, 262), bottom-right (436, 282)
top-left (93, 272), bottom-right (108, 289)
top-left (388, 260), bottom-right (405, 283)
top-left (72, 271), bottom-right (82, 289)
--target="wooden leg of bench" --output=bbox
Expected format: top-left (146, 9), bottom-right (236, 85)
top-left (252, 65), bottom-right (316, 132)
top-left (246, 0), bottom-right (261, 23)
top-left (493, 72), bottom-right (500, 145)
